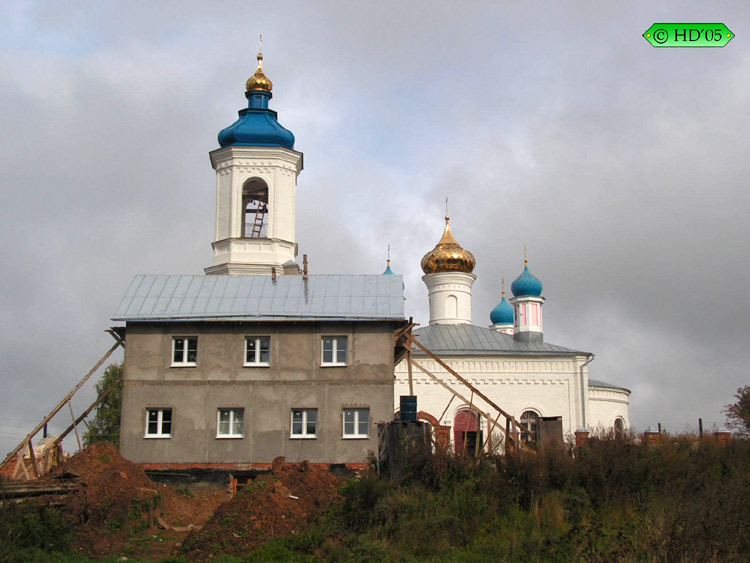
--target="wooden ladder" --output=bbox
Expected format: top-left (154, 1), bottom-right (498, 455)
top-left (249, 202), bottom-right (267, 237)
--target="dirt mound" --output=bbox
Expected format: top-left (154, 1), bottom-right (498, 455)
top-left (182, 461), bottom-right (344, 560)
top-left (48, 442), bottom-right (226, 559)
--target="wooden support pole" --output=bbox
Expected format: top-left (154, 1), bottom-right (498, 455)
top-left (406, 349), bottom-right (414, 396)
top-left (409, 358), bottom-right (505, 438)
top-left (53, 374), bottom-right (124, 446)
top-left (463, 389), bottom-right (475, 454)
top-left (483, 410), bottom-right (503, 454)
top-left (476, 413), bottom-right (482, 457)
top-left (405, 334), bottom-right (533, 438)
top-left (12, 441), bottom-right (31, 481)
top-left (438, 395), bottom-right (455, 424)
top-left (68, 400), bottom-right (82, 452)
top-left (505, 418), bottom-right (511, 455)
top-left (0, 339), bottom-right (123, 471)
top-left (27, 439), bottom-right (40, 479)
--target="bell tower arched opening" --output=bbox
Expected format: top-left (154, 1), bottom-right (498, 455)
top-left (242, 178), bottom-right (269, 238)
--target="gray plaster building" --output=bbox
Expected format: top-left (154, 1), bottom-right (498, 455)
top-left (115, 275), bottom-right (405, 466)
top-left (113, 54), bottom-right (406, 468)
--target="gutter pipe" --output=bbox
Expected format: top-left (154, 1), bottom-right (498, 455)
top-left (580, 353), bottom-right (595, 429)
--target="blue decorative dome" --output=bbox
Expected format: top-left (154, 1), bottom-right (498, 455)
top-left (382, 261), bottom-right (395, 275)
top-left (490, 296), bottom-right (514, 325)
top-left (217, 54), bottom-right (295, 149)
top-left (511, 264), bottom-right (543, 297)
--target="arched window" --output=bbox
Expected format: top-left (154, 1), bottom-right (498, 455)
top-left (614, 417), bottom-right (625, 438)
top-left (446, 295), bottom-right (458, 318)
top-left (242, 179), bottom-right (269, 238)
top-left (520, 410), bottom-right (539, 445)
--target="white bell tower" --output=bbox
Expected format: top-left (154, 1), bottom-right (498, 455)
top-left (205, 52), bottom-right (303, 276)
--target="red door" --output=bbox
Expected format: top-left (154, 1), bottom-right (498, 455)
top-left (454, 410), bottom-right (481, 454)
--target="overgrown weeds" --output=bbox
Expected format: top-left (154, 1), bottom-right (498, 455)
top-left (0, 502), bottom-right (74, 562)
top-left (270, 436), bottom-right (750, 561)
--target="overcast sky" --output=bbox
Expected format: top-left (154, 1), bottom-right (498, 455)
top-left (1, 1), bottom-right (749, 456)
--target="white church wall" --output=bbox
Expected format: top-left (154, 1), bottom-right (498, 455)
top-left (587, 387), bottom-right (631, 433)
top-left (394, 355), bottom-right (590, 442)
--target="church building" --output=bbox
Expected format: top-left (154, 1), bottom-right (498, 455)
top-left (113, 50), bottom-right (629, 467)
top-left (393, 215), bottom-right (630, 450)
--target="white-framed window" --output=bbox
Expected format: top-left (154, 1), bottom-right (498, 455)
top-left (291, 409), bottom-right (317, 439)
top-left (321, 336), bottom-right (347, 366)
top-left (172, 337), bottom-right (197, 366)
top-left (145, 408), bottom-right (172, 438)
top-left (217, 408), bottom-right (244, 438)
top-left (343, 408), bottom-right (369, 439)
top-left (245, 336), bottom-right (270, 366)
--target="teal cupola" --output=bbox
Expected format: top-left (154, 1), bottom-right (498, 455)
top-left (382, 247), bottom-right (405, 290)
top-left (382, 246), bottom-right (395, 275)
top-left (511, 257), bottom-right (543, 297)
top-left (217, 52), bottom-right (295, 149)
top-left (490, 286), bottom-right (514, 325)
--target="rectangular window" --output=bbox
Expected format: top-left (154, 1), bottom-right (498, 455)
top-left (217, 408), bottom-right (244, 438)
top-left (145, 408), bottom-right (172, 438)
top-left (245, 336), bottom-right (271, 366)
top-left (291, 409), bottom-right (317, 438)
top-left (343, 408), bottom-right (370, 439)
top-left (172, 337), bottom-right (197, 366)
top-left (321, 336), bottom-right (347, 366)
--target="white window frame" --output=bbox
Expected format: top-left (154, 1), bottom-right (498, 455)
top-left (244, 336), bottom-right (271, 367)
top-left (321, 336), bottom-right (348, 366)
top-left (216, 408), bottom-right (244, 438)
top-left (145, 408), bottom-right (172, 438)
top-left (343, 408), bottom-right (370, 439)
top-left (172, 336), bottom-right (198, 367)
top-left (290, 408), bottom-right (318, 439)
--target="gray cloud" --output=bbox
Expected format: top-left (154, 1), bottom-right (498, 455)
top-left (1, 1), bottom-right (748, 455)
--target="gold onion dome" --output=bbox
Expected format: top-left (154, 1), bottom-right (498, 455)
top-left (246, 53), bottom-right (273, 93)
top-left (421, 215), bottom-right (476, 274)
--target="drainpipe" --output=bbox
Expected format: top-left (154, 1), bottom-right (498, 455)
top-left (579, 354), bottom-right (594, 429)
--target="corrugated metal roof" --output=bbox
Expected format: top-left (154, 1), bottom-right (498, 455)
top-left (589, 379), bottom-right (631, 393)
top-left (412, 324), bottom-right (587, 356)
top-left (112, 274), bottom-right (405, 322)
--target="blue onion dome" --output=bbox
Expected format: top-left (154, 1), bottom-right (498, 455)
top-left (382, 259), bottom-right (395, 275)
top-left (421, 216), bottom-right (476, 274)
top-left (490, 288), bottom-right (515, 325)
top-left (511, 259), bottom-right (543, 297)
top-left (217, 52), bottom-right (295, 149)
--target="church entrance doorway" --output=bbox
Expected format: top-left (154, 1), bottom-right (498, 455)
top-left (454, 410), bottom-right (482, 455)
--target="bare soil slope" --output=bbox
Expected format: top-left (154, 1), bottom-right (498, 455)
top-left (182, 461), bottom-right (344, 560)
top-left (51, 442), bottom-right (226, 560)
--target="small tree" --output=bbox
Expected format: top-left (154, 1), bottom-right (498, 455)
top-left (83, 363), bottom-right (124, 448)
top-left (724, 386), bottom-right (750, 436)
